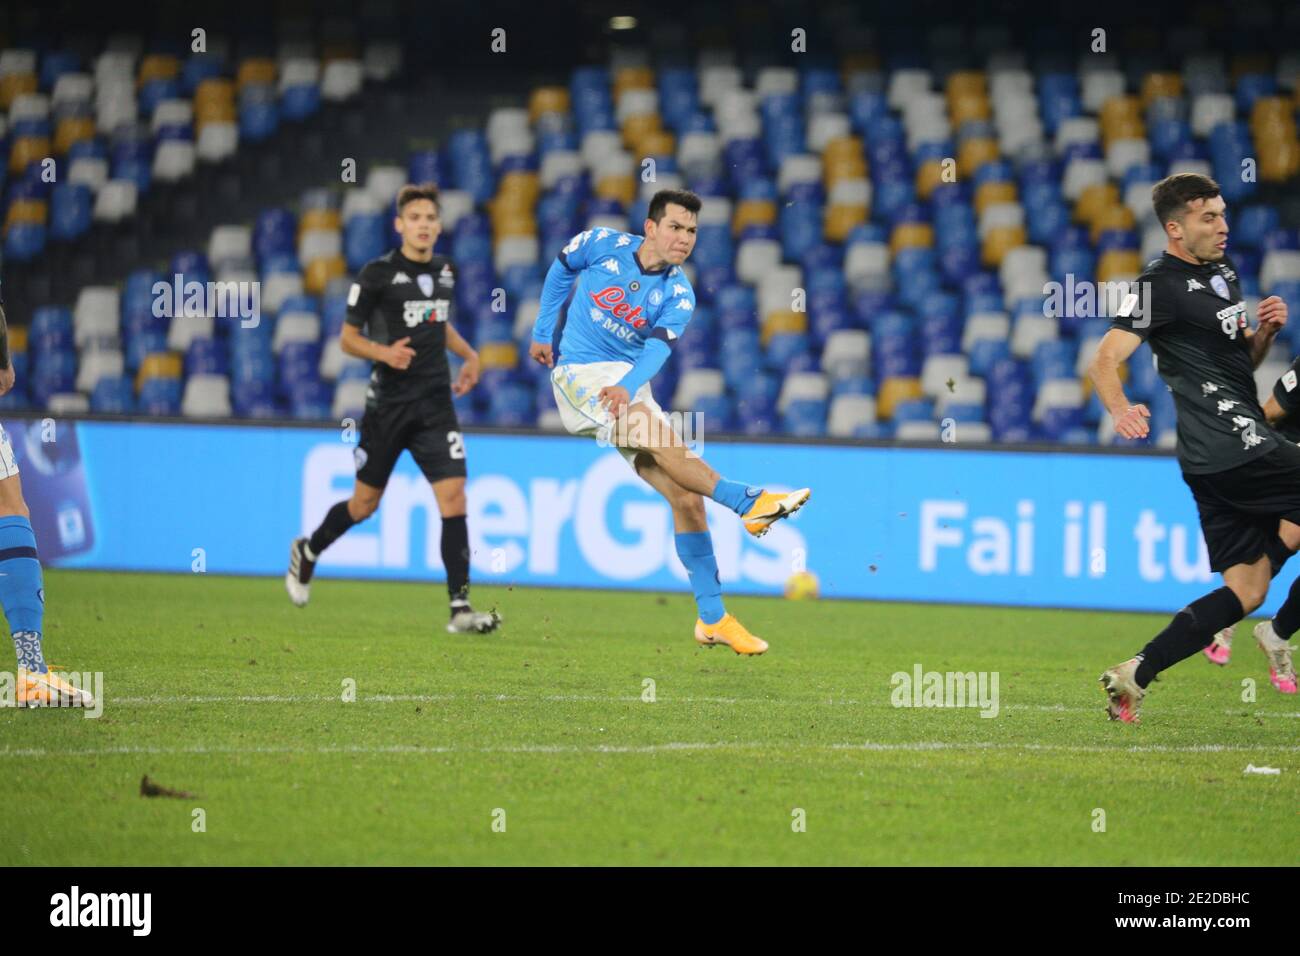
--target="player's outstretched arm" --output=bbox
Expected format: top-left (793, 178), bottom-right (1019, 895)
top-left (1088, 328), bottom-right (1149, 439)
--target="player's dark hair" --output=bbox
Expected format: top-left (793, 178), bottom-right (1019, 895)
top-left (1151, 173), bottom-right (1221, 227)
top-left (646, 189), bottom-right (701, 224)
top-left (396, 182), bottom-right (440, 216)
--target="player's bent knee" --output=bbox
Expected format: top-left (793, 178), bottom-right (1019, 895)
top-left (349, 493), bottom-right (381, 520)
top-left (1231, 583), bottom-right (1268, 614)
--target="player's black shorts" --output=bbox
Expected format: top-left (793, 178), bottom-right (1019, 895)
top-left (1182, 440), bottom-right (1300, 573)
top-left (354, 397), bottom-right (467, 488)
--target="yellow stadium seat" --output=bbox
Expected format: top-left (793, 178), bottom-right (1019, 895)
top-left (1140, 72), bottom-right (1183, 108)
top-left (1096, 249), bottom-right (1142, 284)
top-left (236, 58), bottom-right (276, 91)
top-left (1100, 96), bottom-right (1144, 143)
top-left (890, 223), bottom-right (934, 255)
top-left (621, 113), bottom-right (661, 150)
top-left (637, 130), bottom-right (676, 158)
top-left (877, 377), bottom-right (923, 420)
top-left (497, 170), bottom-right (540, 204)
top-left (732, 199), bottom-right (777, 236)
top-left (822, 135), bottom-right (864, 166)
top-left (915, 158), bottom-right (946, 200)
top-left (195, 78), bottom-right (236, 109)
top-left (0, 73), bottom-right (36, 110)
top-left (298, 209), bottom-right (341, 235)
top-left (1091, 206), bottom-right (1135, 243)
top-left (595, 174), bottom-right (635, 206)
top-left (823, 156), bottom-right (868, 193)
top-left (823, 204), bottom-right (867, 242)
top-left (1251, 98), bottom-right (1297, 139)
top-left (981, 225), bottom-right (1026, 267)
top-left (480, 342), bottom-right (519, 370)
top-left (137, 353), bottom-right (182, 388)
top-left (8, 326), bottom-right (27, 354)
top-left (5, 199), bottom-right (46, 229)
top-left (1074, 182), bottom-right (1120, 228)
top-left (494, 215), bottom-right (538, 241)
top-left (138, 54), bottom-right (180, 86)
top-left (1259, 140), bottom-right (1300, 182)
top-left (529, 86), bottom-right (570, 123)
top-left (950, 93), bottom-right (991, 125)
top-left (974, 181), bottom-right (1018, 217)
top-left (9, 136), bottom-right (50, 174)
top-left (760, 310), bottom-right (808, 346)
top-left (54, 116), bottom-right (96, 154)
top-left (945, 71), bottom-right (987, 100)
top-left (304, 256), bottom-right (346, 295)
top-left (613, 66), bottom-right (654, 99)
top-left (958, 138), bottom-right (999, 178)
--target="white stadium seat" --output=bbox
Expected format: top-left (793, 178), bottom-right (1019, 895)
top-left (828, 394), bottom-right (877, 437)
top-left (182, 374), bottom-right (233, 418)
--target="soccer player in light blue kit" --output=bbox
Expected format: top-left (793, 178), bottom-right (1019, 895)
top-left (0, 294), bottom-right (93, 707)
top-left (528, 190), bottom-right (811, 655)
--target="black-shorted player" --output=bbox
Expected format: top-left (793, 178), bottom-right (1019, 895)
top-left (286, 183), bottom-right (501, 634)
top-left (1088, 173), bottom-right (1295, 721)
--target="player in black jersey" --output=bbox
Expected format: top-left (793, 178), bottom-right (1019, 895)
top-left (286, 183), bottom-right (500, 634)
top-left (1089, 174), bottom-right (1294, 722)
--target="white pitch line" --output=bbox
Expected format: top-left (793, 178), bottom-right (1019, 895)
top-left (0, 741), bottom-right (1298, 758)
top-left (96, 694), bottom-right (1300, 720)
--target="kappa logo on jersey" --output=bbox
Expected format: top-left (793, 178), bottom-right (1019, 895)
top-left (671, 283), bottom-right (687, 297)
top-left (563, 231), bottom-right (591, 255)
top-left (676, 298), bottom-right (693, 310)
top-left (1202, 381), bottom-right (1221, 395)
top-left (403, 299), bottom-right (448, 326)
top-left (392, 272), bottom-right (411, 284)
top-left (601, 258), bottom-right (621, 274)
top-left (590, 285), bottom-right (647, 328)
top-left (1187, 278), bottom-right (1205, 292)
top-left (1217, 398), bottom-right (1238, 413)
top-left (417, 274), bottom-right (434, 296)
top-left (615, 235), bottom-right (632, 247)
top-left (1233, 415), bottom-right (1264, 448)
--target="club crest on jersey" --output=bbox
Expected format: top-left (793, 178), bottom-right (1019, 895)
top-left (1210, 274), bottom-right (1231, 299)
top-left (649, 289), bottom-right (662, 305)
top-left (417, 274), bottom-right (434, 296)
top-left (590, 285), bottom-right (646, 328)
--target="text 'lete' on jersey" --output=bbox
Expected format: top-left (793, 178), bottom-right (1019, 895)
top-left (346, 249), bottom-right (457, 406)
top-left (554, 228), bottom-right (696, 364)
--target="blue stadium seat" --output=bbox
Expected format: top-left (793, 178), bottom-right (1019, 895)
top-left (138, 378), bottom-right (181, 416)
top-left (782, 399), bottom-right (827, 437)
top-left (91, 376), bottom-right (136, 414)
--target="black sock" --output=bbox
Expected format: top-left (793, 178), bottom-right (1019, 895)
top-left (1270, 570), bottom-right (1300, 639)
top-left (1265, 535), bottom-right (1296, 579)
top-left (1134, 586), bottom-right (1244, 687)
top-left (308, 500), bottom-right (357, 557)
top-left (441, 514), bottom-right (470, 608)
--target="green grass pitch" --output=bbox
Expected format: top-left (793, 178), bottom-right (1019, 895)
top-left (2, 569), bottom-right (1297, 865)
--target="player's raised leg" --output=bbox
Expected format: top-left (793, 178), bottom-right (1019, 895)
top-left (1101, 556), bottom-right (1268, 722)
top-left (432, 476), bottom-right (499, 634)
top-left (0, 467), bottom-right (93, 708)
top-left (615, 402), bottom-right (810, 537)
top-left (287, 479), bottom-right (382, 607)
top-left (634, 454), bottom-right (766, 655)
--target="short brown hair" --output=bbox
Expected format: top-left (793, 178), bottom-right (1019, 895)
top-left (647, 188), bottom-right (701, 224)
top-left (396, 182), bottom-right (440, 215)
top-left (1151, 173), bottom-right (1221, 227)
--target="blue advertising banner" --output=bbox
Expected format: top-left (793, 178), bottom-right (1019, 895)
top-left (8, 417), bottom-right (1295, 614)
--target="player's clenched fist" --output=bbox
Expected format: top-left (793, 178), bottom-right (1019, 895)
top-left (1114, 403), bottom-right (1150, 439)
top-left (528, 341), bottom-right (554, 367)
top-left (1258, 295), bottom-right (1288, 330)
top-left (384, 336), bottom-right (415, 370)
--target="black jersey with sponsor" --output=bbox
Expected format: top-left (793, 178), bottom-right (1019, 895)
top-left (345, 249), bottom-right (457, 407)
top-left (1271, 355), bottom-right (1300, 443)
top-left (1110, 252), bottom-right (1276, 474)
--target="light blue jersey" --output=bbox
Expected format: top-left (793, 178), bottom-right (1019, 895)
top-left (532, 228), bottom-right (697, 369)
